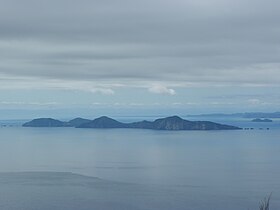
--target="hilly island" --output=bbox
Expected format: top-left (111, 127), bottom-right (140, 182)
top-left (23, 116), bottom-right (241, 130)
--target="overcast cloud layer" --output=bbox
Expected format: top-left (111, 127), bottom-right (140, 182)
top-left (1, 0), bottom-right (280, 90)
top-left (1, 0), bottom-right (280, 118)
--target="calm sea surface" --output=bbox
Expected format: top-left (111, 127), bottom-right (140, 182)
top-left (0, 118), bottom-right (279, 210)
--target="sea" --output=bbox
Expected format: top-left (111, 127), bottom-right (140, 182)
top-left (0, 117), bottom-right (279, 210)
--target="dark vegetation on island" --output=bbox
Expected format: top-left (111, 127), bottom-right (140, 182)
top-left (23, 116), bottom-right (241, 130)
top-left (22, 118), bottom-right (67, 127)
top-left (67, 118), bottom-right (92, 127)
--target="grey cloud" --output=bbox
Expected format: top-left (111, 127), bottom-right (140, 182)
top-left (0, 0), bottom-right (280, 88)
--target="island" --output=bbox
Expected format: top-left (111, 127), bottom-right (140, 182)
top-left (67, 118), bottom-right (92, 127)
top-left (23, 116), bottom-right (241, 130)
top-left (22, 117), bottom-right (91, 128)
top-left (22, 118), bottom-right (68, 127)
top-left (251, 118), bottom-right (273, 122)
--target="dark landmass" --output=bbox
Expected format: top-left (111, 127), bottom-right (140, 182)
top-left (127, 116), bottom-right (240, 130)
top-left (78, 116), bottom-right (127, 128)
top-left (78, 116), bottom-right (242, 130)
top-left (165, 116), bottom-right (240, 130)
top-left (67, 118), bottom-right (91, 127)
top-left (187, 112), bottom-right (280, 119)
top-left (23, 117), bottom-right (90, 127)
top-left (23, 116), bottom-right (241, 130)
top-left (251, 118), bottom-right (273, 122)
top-left (22, 118), bottom-right (67, 127)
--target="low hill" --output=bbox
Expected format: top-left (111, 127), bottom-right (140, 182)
top-left (22, 118), bottom-right (66, 127)
top-left (128, 116), bottom-right (240, 130)
top-left (77, 116), bottom-right (127, 128)
top-left (67, 118), bottom-right (91, 127)
top-left (151, 116), bottom-right (239, 130)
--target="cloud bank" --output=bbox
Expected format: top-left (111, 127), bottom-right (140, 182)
top-left (0, 0), bottom-right (280, 92)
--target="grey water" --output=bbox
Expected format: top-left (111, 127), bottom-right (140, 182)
top-left (0, 118), bottom-right (280, 210)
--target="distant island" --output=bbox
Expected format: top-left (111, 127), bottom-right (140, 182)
top-left (251, 118), bottom-right (273, 122)
top-left (22, 117), bottom-right (91, 127)
top-left (22, 118), bottom-right (68, 127)
top-left (23, 116), bottom-right (241, 130)
top-left (187, 112), bottom-right (280, 119)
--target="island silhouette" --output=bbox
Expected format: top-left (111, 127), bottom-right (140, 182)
top-left (23, 116), bottom-right (241, 130)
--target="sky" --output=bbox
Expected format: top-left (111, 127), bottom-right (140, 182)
top-left (0, 0), bottom-right (280, 119)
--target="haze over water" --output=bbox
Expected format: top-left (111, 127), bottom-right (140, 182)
top-left (0, 118), bottom-right (279, 210)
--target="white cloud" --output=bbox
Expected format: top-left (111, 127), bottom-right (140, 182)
top-left (92, 102), bottom-right (108, 106)
top-left (129, 103), bottom-right (144, 106)
top-left (247, 98), bottom-right (261, 105)
top-left (148, 84), bottom-right (176, 95)
top-left (172, 102), bottom-right (183, 105)
top-left (247, 98), bottom-right (272, 106)
top-left (90, 88), bottom-right (114, 95)
top-left (0, 74), bottom-right (116, 95)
